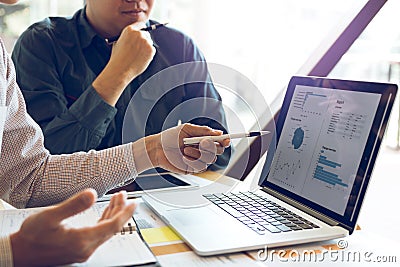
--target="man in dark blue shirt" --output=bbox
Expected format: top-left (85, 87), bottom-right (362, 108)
top-left (12, 0), bottom-right (230, 170)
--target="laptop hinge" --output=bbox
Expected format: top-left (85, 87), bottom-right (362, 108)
top-left (261, 187), bottom-right (350, 231)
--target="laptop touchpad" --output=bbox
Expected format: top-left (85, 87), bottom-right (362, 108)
top-left (167, 206), bottom-right (223, 226)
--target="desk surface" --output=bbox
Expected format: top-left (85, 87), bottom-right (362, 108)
top-left (134, 159), bottom-right (400, 266)
top-left (135, 198), bottom-right (399, 266)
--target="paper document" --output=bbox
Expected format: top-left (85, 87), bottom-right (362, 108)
top-left (0, 202), bottom-right (157, 266)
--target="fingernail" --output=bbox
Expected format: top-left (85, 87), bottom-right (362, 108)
top-left (119, 190), bottom-right (128, 199)
top-left (84, 188), bottom-right (97, 203)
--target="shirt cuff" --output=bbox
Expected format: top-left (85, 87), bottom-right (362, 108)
top-left (69, 85), bottom-right (117, 134)
top-left (0, 235), bottom-right (14, 267)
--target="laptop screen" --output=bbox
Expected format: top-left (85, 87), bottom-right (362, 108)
top-left (259, 76), bottom-right (397, 232)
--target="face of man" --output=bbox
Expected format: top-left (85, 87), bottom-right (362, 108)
top-left (86, 0), bottom-right (155, 38)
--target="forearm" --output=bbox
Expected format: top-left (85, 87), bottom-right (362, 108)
top-left (42, 86), bottom-right (117, 153)
top-left (92, 64), bottom-right (134, 107)
top-left (22, 144), bottom-right (137, 208)
top-left (2, 82), bottom-right (134, 208)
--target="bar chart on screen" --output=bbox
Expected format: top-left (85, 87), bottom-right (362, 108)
top-left (312, 148), bottom-right (349, 190)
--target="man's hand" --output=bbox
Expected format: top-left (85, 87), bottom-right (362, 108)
top-left (109, 22), bottom-right (155, 84)
top-left (132, 123), bottom-right (230, 174)
top-left (93, 22), bottom-right (156, 106)
top-left (10, 189), bottom-right (136, 267)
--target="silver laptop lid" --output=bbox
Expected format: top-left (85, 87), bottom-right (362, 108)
top-left (258, 76), bottom-right (397, 234)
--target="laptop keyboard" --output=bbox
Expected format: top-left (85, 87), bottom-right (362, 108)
top-left (203, 192), bottom-right (319, 235)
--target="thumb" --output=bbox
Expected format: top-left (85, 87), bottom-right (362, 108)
top-left (46, 188), bottom-right (97, 225)
top-left (183, 123), bottom-right (223, 137)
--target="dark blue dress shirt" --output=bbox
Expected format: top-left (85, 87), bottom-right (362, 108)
top-left (12, 8), bottom-right (231, 170)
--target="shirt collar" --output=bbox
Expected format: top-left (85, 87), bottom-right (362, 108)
top-left (77, 7), bottom-right (99, 49)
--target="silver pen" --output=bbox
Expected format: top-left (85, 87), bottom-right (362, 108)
top-left (183, 131), bottom-right (270, 145)
top-left (105, 22), bottom-right (168, 45)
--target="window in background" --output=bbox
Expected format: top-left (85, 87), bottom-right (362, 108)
top-left (0, 0), bottom-right (83, 52)
top-left (152, 0), bottom-right (365, 100)
top-left (151, 0), bottom-right (367, 131)
top-left (330, 0), bottom-right (400, 148)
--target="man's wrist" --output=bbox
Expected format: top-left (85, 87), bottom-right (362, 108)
top-left (131, 135), bottom-right (160, 174)
top-left (92, 67), bottom-right (132, 106)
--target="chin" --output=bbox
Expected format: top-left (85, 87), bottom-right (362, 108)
top-left (122, 12), bottom-right (148, 23)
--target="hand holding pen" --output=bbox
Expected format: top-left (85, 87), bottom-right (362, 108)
top-left (92, 22), bottom-right (156, 106)
top-left (183, 131), bottom-right (270, 145)
top-left (105, 22), bottom-right (168, 45)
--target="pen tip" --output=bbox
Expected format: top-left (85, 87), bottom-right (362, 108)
top-left (248, 131), bottom-right (270, 137)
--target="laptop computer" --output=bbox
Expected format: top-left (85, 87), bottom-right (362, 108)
top-left (142, 76), bottom-right (397, 256)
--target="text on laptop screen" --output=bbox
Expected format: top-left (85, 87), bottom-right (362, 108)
top-left (266, 84), bottom-right (381, 215)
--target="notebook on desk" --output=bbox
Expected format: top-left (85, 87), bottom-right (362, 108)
top-left (0, 201), bottom-right (159, 266)
top-left (142, 76), bottom-right (397, 256)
